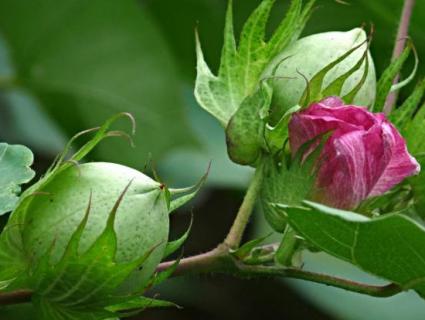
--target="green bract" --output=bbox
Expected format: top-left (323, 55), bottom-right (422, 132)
top-left (264, 28), bottom-right (376, 123)
top-left (21, 162), bottom-right (168, 290)
top-left (0, 115), bottom-right (203, 318)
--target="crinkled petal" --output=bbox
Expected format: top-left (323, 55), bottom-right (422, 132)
top-left (315, 126), bottom-right (388, 209)
top-left (369, 121), bottom-right (420, 196)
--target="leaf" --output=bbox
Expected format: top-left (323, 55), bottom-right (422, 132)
top-left (0, 143), bottom-right (35, 215)
top-left (225, 81), bottom-right (273, 165)
top-left (0, 0), bottom-right (197, 168)
top-left (389, 79), bottom-right (425, 130)
top-left (264, 104), bottom-right (301, 154)
top-left (281, 201), bottom-right (425, 298)
top-left (168, 163), bottom-right (210, 213)
top-left (148, 258), bottom-right (181, 289)
top-left (299, 40), bottom-right (367, 106)
top-left (233, 233), bottom-right (272, 260)
top-left (108, 296), bottom-right (178, 314)
top-left (373, 41), bottom-right (413, 112)
top-left (163, 217), bottom-right (192, 259)
top-left (195, 0), bottom-right (315, 126)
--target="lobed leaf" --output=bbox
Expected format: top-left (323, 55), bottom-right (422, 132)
top-left (0, 143), bottom-right (35, 215)
top-left (195, 0), bottom-right (315, 127)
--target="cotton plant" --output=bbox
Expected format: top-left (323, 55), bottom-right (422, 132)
top-left (0, 0), bottom-right (424, 319)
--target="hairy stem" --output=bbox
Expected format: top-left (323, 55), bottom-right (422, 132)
top-left (236, 264), bottom-right (402, 298)
top-left (224, 165), bottom-right (264, 249)
top-left (157, 252), bottom-right (402, 298)
top-left (0, 289), bottom-right (32, 306)
top-left (384, 0), bottom-right (416, 114)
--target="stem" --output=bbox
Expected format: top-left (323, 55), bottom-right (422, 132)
top-left (223, 165), bottom-right (264, 249)
top-left (0, 289), bottom-right (32, 306)
top-left (156, 245), bottom-right (228, 275)
top-left (236, 264), bottom-right (402, 298)
top-left (157, 253), bottom-right (402, 298)
top-left (384, 0), bottom-right (416, 114)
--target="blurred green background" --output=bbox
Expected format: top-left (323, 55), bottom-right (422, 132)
top-left (1, 0), bottom-right (425, 319)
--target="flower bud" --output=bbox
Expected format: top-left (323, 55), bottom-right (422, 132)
top-left (289, 97), bottom-right (420, 209)
top-left (265, 28), bottom-right (376, 124)
top-left (21, 162), bottom-right (169, 290)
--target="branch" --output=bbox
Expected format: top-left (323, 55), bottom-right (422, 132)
top-left (236, 264), bottom-right (402, 298)
top-left (223, 165), bottom-right (264, 249)
top-left (384, 0), bottom-right (416, 114)
top-left (0, 289), bottom-right (32, 306)
top-left (157, 251), bottom-right (402, 298)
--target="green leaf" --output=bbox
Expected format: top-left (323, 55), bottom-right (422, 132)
top-left (225, 81), bottom-right (272, 165)
top-left (264, 104), bottom-right (301, 154)
top-left (0, 0), bottom-right (197, 168)
top-left (282, 201), bottom-right (425, 298)
top-left (148, 258), bottom-right (181, 289)
top-left (0, 143), bottom-right (35, 215)
top-left (168, 163), bottom-right (210, 213)
top-left (108, 296), bottom-right (178, 314)
top-left (195, 0), bottom-right (314, 126)
top-left (390, 79), bottom-right (425, 130)
top-left (233, 233), bottom-right (272, 260)
top-left (163, 218), bottom-right (192, 259)
top-left (299, 40), bottom-right (366, 106)
top-left (373, 41), bottom-right (414, 112)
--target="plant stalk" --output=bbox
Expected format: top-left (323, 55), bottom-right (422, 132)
top-left (384, 0), bottom-right (416, 114)
top-left (223, 165), bottom-right (264, 249)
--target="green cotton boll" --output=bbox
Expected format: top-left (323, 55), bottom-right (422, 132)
top-left (20, 162), bottom-right (169, 291)
top-left (264, 28), bottom-right (376, 124)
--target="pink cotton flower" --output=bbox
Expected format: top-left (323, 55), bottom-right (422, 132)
top-left (289, 96), bottom-right (420, 209)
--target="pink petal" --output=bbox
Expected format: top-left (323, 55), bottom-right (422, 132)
top-left (369, 121), bottom-right (420, 196)
top-left (320, 96), bottom-right (344, 107)
top-left (315, 126), bottom-right (388, 208)
top-left (288, 97), bottom-right (420, 209)
top-left (289, 104), bottom-right (377, 155)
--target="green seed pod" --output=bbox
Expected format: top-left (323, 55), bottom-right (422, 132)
top-left (21, 162), bottom-right (169, 291)
top-left (264, 28), bottom-right (376, 124)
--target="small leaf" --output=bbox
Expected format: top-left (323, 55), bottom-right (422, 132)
top-left (233, 233), bottom-right (272, 260)
top-left (281, 201), bottom-right (425, 298)
top-left (163, 217), bottom-right (192, 259)
top-left (168, 163), bottom-right (210, 213)
top-left (389, 78), bottom-right (425, 130)
top-left (148, 258), bottom-right (181, 289)
top-left (0, 143), bottom-right (35, 215)
top-left (321, 47), bottom-right (367, 99)
top-left (373, 41), bottom-right (413, 112)
top-left (225, 81), bottom-right (273, 165)
top-left (299, 40), bottom-right (366, 106)
top-left (108, 296), bottom-right (178, 314)
top-left (264, 104), bottom-right (301, 154)
top-left (343, 54), bottom-right (370, 104)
